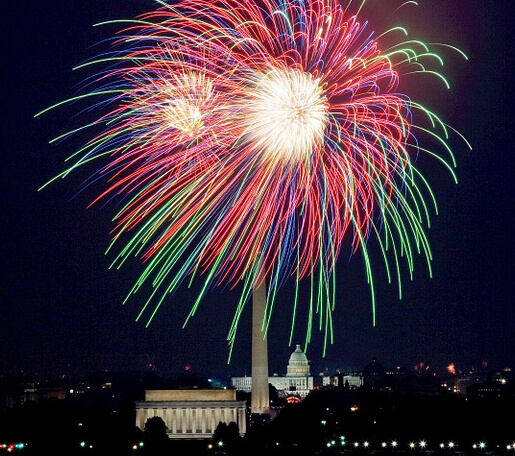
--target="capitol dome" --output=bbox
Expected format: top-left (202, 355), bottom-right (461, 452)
top-left (286, 344), bottom-right (311, 376)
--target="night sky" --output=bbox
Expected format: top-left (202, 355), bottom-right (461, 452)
top-left (2, 1), bottom-right (513, 381)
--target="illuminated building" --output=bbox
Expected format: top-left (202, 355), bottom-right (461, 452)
top-left (135, 389), bottom-right (247, 439)
top-left (232, 344), bottom-right (314, 398)
top-left (333, 371), bottom-right (363, 388)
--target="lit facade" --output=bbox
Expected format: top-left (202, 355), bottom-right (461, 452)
top-left (333, 372), bottom-right (363, 388)
top-left (135, 389), bottom-right (247, 439)
top-left (232, 344), bottom-right (314, 398)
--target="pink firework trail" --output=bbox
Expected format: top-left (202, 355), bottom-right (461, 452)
top-left (38, 0), bottom-right (470, 355)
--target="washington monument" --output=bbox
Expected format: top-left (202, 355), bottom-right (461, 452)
top-left (251, 280), bottom-right (270, 415)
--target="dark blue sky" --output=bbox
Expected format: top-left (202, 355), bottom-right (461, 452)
top-left (1, 0), bottom-right (513, 380)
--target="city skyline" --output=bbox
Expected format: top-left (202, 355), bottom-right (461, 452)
top-left (2, 0), bottom-right (513, 380)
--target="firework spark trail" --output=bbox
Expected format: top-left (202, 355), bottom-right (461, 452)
top-left (38, 0), bottom-right (470, 356)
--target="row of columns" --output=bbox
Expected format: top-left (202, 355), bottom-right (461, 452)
top-left (136, 404), bottom-right (246, 436)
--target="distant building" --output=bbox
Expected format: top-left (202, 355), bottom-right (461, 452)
top-left (333, 371), bottom-right (363, 388)
top-left (232, 345), bottom-right (314, 398)
top-left (361, 357), bottom-right (444, 393)
top-left (135, 389), bottom-right (247, 439)
top-left (362, 357), bottom-right (387, 387)
top-left (454, 372), bottom-right (490, 396)
top-left (465, 371), bottom-right (514, 401)
top-left (454, 370), bottom-right (513, 396)
top-left (0, 380), bottom-right (67, 409)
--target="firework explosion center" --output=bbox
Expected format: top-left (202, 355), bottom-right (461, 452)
top-left (245, 68), bottom-right (329, 162)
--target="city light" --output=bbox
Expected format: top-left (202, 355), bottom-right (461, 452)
top-left (132, 442), bottom-right (144, 451)
top-left (0, 444), bottom-right (27, 453)
top-left (78, 441), bottom-right (93, 450)
top-left (2, 426), bottom-right (510, 454)
top-left (473, 441), bottom-right (487, 450)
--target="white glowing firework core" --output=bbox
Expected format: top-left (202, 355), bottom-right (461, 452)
top-left (245, 68), bottom-right (328, 162)
top-left (164, 72), bottom-right (213, 137)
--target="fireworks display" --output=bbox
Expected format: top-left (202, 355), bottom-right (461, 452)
top-left (38, 0), bottom-right (469, 355)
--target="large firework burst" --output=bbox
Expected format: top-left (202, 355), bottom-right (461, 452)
top-left (38, 0), bottom-right (469, 354)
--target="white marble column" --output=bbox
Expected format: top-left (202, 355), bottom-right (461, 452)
top-left (137, 408), bottom-right (144, 430)
top-left (191, 408), bottom-right (197, 434)
top-left (210, 408), bottom-right (216, 432)
top-left (201, 408), bottom-right (206, 434)
top-left (172, 408), bottom-right (177, 434)
top-left (239, 407), bottom-right (246, 434)
top-left (182, 408), bottom-right (188, 433)
top-left (162, 408), bottom-right (169, 432)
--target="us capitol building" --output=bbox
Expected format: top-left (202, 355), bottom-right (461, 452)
top-left (231, 344), bottom-right (314, 398)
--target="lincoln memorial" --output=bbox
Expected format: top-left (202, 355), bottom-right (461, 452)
top-left (135, 389), bottom-right (247, 439)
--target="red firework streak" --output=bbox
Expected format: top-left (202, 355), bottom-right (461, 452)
top-left (38, 0), bottom-right (470, 355)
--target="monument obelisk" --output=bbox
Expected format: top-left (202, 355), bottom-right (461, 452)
top-left (250, 279), bottom-right (270, 415)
